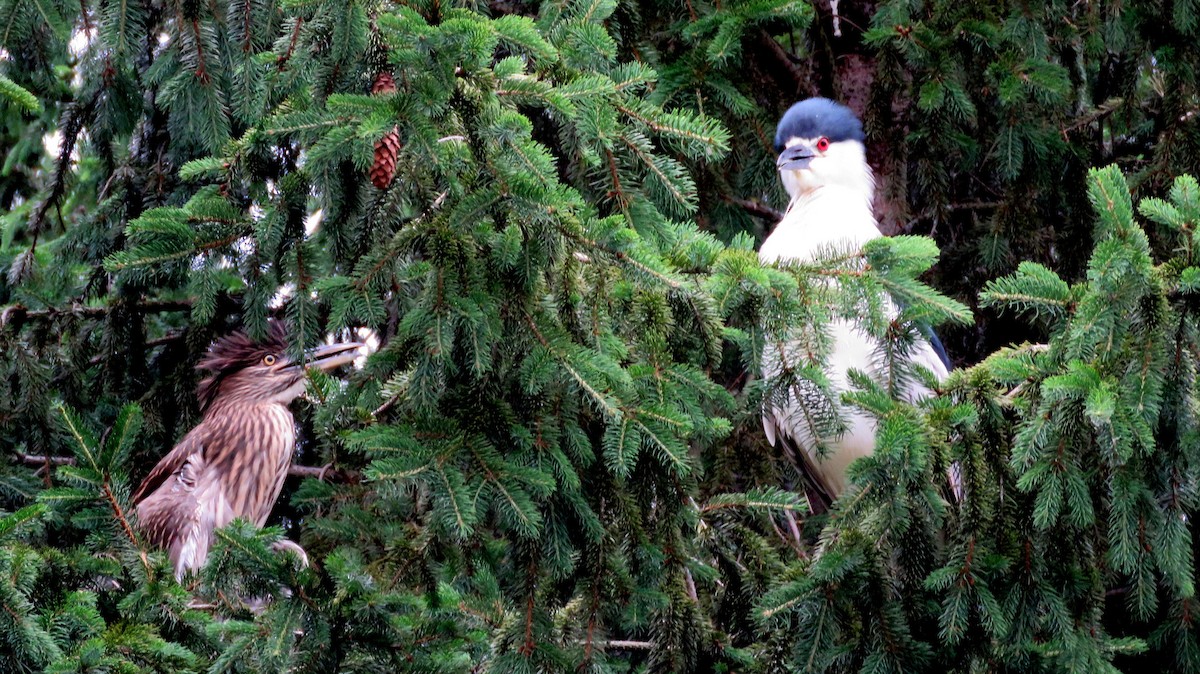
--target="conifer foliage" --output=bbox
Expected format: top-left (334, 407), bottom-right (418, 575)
top-left (5, 0), bottom-right (1200, 672)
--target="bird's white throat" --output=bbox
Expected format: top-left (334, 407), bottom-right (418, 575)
top-left (764, 139), bottom-right (880, 265)
top-left (780, 139), bottom-right (875, 206)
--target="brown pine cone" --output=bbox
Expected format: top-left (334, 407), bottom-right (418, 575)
top-left (372, 72), bottom-right (397, 95)
top-left (370, 126), bottom-right (402, 189)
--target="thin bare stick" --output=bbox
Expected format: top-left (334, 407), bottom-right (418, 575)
top-left (726, 196), bottom-right (783, 222)
top-left (1, 300), bottom-right (193, 326)
top-left (684, 567), bottom-right (698, 602)
top-left (604, 640), bottom-right (654, 650)
top-left (783, 509), bottom-right (808, 559)
top-left (89, 332), bottom-right (187, 365)
top-left (18, 453), bottom-right (74, 467)
top-left (16, 454), bottom-right (356, 483)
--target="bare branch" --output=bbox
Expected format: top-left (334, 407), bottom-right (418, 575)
top-left (758, 30), bottom-right (807, 94)
top-left (604, 640), bottom-right (655, 651)
top-left (15, 454), bottom-right (358, 483)
top-left (89, 332), bottom-right (187, 365)
top-left (1061, 97), bottom-right (1124, 137)
top-left (17, 454), bottom-right (75, 465)
top-left (726, 196), bottom-right (783, 222)
top-left (287, 463), bottom-right (359, 482)
top-left (1, 300), bottom-right (193, 327)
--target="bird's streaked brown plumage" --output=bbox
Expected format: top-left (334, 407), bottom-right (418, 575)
top-left (133, 321), bottom-right (363, 578)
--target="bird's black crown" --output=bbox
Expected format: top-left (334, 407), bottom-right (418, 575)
top-left (773, 98), bottom-right (865, 153)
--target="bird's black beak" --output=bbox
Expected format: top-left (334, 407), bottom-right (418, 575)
top-left (300, 341), bottom-right (365, 373)
top-left (776, 144), bottom-right (815, 171)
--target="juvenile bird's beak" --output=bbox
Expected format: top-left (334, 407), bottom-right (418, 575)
top-left (777, 144), bottom-right (815, 171)
top-left (301, 342), bottom-right (365, 372)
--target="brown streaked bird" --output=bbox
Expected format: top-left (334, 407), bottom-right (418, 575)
top-left (133, 321), bottom-right (363, 579)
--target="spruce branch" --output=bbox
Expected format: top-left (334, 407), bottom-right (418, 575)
top-left (523, 311), bottom-right (622, 419)
top-left (700, 488), bottom-right (808, 513)
top-left (559, 228), bottom-right (683, 289)
top-left (354, 190), bottom-right (449, 291)
top-left (0, 74), bottom-right (40, 112)
top-left (30, 92), bottom-right (98, 237)
top-left (285, 463), bottom-right (358, 482)
top-left (77, 0), bottom-right (92, 34)
top-left (277, 17), bottom-right (303, 69)
top-left (53, 403), bottom-right (154, 576)
top-left (190, 19), bottom-right (211, 84)
top-left (105, 231), bottom-right (248, 270)
top-left (613, 102), bottom-right (730, 155)
top-left (618, 134), bottom-right (694, 212)
top-left (603, 148), bottom-right (630, 207)
top-left (101, 481), bottom-right (151, 573)
top-left (17, 454), bottom-right (75, 468)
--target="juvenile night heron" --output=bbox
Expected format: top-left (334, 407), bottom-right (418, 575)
top-left (133, 321), bottom-right (363, 579)
top-left (760, 98), bottom-right (951, 508)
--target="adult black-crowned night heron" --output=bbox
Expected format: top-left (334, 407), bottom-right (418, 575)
top-left (133, 321), bottom-right (363, 579)
top-left (760, 98), bottom-right (951, 508)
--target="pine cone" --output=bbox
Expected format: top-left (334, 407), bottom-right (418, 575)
top-left (371, 126), bottom-right (402, 189)
top-left (372, 71), bottom-right (397, 95)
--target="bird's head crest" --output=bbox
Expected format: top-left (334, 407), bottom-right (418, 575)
top-left (196, 321), bottom-right (292, 412)
top-left (194, 321), bottom-right (364, 413)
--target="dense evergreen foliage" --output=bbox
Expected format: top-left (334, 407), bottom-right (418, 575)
top-left (5, 0), bottom-right (1200, 671)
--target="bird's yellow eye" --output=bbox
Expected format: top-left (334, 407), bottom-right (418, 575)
top-left (816, 137), bottom-right (830, 152)
top-left (263, 354), bottom-right (277, 366)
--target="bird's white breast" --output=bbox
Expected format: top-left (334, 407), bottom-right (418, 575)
top-left (760, 184), bottom-right (944, 497)
top-left (759, 185), bottom-right (880, 264)
top-left (253, 403), bottom-right (296, 526)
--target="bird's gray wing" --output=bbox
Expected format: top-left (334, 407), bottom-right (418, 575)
top-left (132, 426), bottom-right (205, 504)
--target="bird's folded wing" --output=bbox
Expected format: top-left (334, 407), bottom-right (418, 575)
top-left (926, 329), bottom-right (952, 372)
top-left (136, 451), bottom-right (234, 575)
top-left (171, 451), bottom-right (234, 573)
top-left (763, 408), bottom-right (836, 510)
top-left (131, 427), bottom-right (205, 503)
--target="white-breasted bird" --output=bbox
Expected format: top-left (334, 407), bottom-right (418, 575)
top-left (759, 98), bottom-right (951, 509)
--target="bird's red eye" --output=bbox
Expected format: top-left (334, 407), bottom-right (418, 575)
top-left (263, 355), bottom-right (277, 366)
top-left (816, 137), bottom-right (830, 152)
